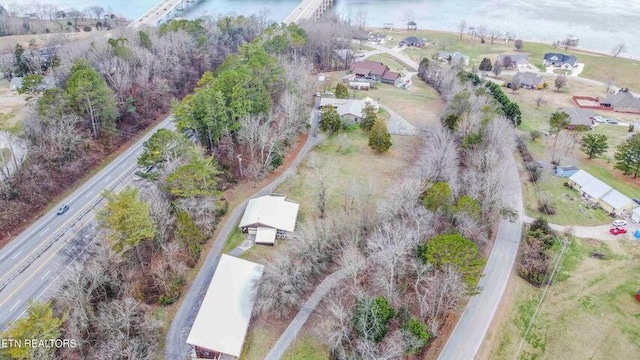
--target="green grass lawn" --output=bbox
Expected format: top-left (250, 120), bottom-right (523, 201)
top-left (488, 237), bottom-right (640, 360)
top-left (281, 335), bottom-right (328, 360)
top-left (222, 227), bottom-right (244, 253)
top-left (366, 53), bottom-right (411, 72)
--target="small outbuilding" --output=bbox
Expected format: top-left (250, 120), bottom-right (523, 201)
top-left (555, 166), bottom-right (579, 178)
top-left (186, 254), bottom-right (264, 359)
top-left (407, 21), bottom-right (417, 31)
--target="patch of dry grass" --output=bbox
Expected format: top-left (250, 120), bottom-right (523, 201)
top-left (483, 238), bottom-right (640, 360)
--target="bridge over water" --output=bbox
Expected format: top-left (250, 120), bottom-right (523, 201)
top-left (129, 0), bottom-right (200, 29)
top-left (130, 0), bottom-right (334, 29)
top-left (283, 0), bottom-right (334, 24)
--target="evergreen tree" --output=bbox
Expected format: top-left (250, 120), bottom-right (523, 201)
top-left (98, 187), bottom-right (155, 253)
top-left (421, 233), bottom-right (485, 288)
top-left (335, 82), bottom-right (349, 99)
top-left (65, 59), bottom-right (118, 139)
top-left (13, 43), bottom-right (30, 76)
top-left (2, 301), bottom-right (62, 359)
top-left (581, 133), bottom-right (609, 159)
top-left (422, 181), bottom-right (453, 212)
top-left (614, 134), bottom-right (640, 177)
top-left (359, 102), bottom-right (377, 132)
top-left (368, 118), bottom-right (392, 153)
top-left (319, 106), bottom-right (341, 134)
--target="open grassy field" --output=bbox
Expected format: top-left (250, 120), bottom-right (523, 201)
top-left (482, 237), bottom-right (640, 360)
top-left (366, 52), bottom-right (412, 72)
top-left (354, 75), bottom-right (443, 128)
top-left (370, 28), bottom-right (640, 89)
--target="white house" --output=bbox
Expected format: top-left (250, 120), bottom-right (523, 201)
top-left (568, 170), bottom-right (610, 200)
top-left (186, 255), bottom-right (264, 359)
top-left (599, 189), bottom-right (634, 215)
top-left (319, 97), bottom-right (380, 124)
top-left (239, 195), bottom-right (300, 245)
top-left (568, 170), bottom-right (635, 215)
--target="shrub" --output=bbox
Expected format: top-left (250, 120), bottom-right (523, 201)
top-left (421, 233), bottom-right (485, 288)
top-left (538, 198), bottom-right (556, 215)
top-left (352, 296), bottom-right (395, 343)
top-left (517, 236), bottom-right (551, 286)
top-left (401, 317), bottom-right (430, 354)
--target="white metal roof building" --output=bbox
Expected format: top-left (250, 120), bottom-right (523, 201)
top-left (239, 195), bottom-right (300, 237)
top-left (580, 177), bottom-right (612, 200)
top-left (599, 189), bottom-right (634, 214)
top-left (569, 170), bottom-right (611, 199)
top-left (186, 255), bottom-right (264, 359)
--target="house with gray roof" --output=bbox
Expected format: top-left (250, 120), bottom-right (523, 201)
top-left (599, 91), bottom-right (640, 114)
top-left (543, 53), bottom-right (578, 69)
top-left (497, 54), bottom-right (529, 68)
top-left (319, 97), bottom-right (379, 124)
top-left (507, 72), bottom-right (545, 89)
top-left (562, 107), bottom-right (594, 130)
top-left (436, 51), bottom-right (469, 66)
top-left (399, 36), bottom-right (426, 48)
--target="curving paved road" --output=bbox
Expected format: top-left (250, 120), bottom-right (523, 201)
top-left (0, 116), bottom-right (176, 333)
top-left (438, 150), bottom-right (523, 360)
top-left (165, 109), bottom-right (323, 359)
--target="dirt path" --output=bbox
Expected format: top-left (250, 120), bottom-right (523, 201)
top-left (263, 269), bottom-right (347, 360)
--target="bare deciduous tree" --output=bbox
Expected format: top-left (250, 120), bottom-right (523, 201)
top-left (476, 25), bottom-right (487, 43)
top-left (425, 265), bottom-right (465, 335)
top-left (458, 20), bottom-right (467, 40)
top-left (611, 43), bottom-right (627, 58)
top-left (535, 96), bottom-right (547, 109)
top-left (489, 29), bottom-right (501, 44)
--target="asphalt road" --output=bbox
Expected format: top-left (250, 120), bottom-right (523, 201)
top-left (437, 151), bottom-right (523, 360)
top-left (165, 109), bottom-right (322, 359)
top-left (0, 116), bottom-right (176, 333)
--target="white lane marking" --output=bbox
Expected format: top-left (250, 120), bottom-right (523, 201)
top-left (41, 270), bottom-right (51, 280)
top-left (9, 301), bottom-right (21, 311)
top-left (84, 190), bottom-right (94, 198)
top-left (39, 227), bottom-right (50, 236)
top-left (11, 250), bottom-right (22, 259)
top-left (37, 287), bottom-right (48, 299)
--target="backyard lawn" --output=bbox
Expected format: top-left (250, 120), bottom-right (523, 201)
top-left (366, 52), bottom-right (412, 71)
top-left (481, 237), bottom-right (640, 360)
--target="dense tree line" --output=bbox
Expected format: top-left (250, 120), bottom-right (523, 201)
top-left (517, 218), bottom-right (556, 285)
top-left (0, 16), bottom-right (269, 244)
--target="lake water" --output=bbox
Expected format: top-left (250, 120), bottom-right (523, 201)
top-left (13, 0), bottom-right (640, 58)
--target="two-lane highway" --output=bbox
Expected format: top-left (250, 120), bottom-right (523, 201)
top-left (0, 116), bottom-right (176, 332)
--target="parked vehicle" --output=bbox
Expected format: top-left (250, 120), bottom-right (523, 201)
top-left (612, 219), bottom-right (627, 227)
top-left (632, 198), bottom-right (640, 205)
top-left (56, 205), bottom-right (70, 215)
top-left (605, 118), bottom-right (618, 124)
top-left (609, 227), bottom-right (627, 235)
top-left (593, 115), bottom-right (606, 123)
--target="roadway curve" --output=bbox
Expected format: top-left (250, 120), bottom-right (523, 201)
top-left (438, 148), bottom-right (523, 359)
top-left (0, 116), bottom-right (176, 332)
top-left (165, 110), bottom-right (322, 359)
top-left (357, 42), bottom-right (525, 360)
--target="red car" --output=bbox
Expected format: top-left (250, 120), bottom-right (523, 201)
top-left (609, 227), bottom-right (627, 235)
